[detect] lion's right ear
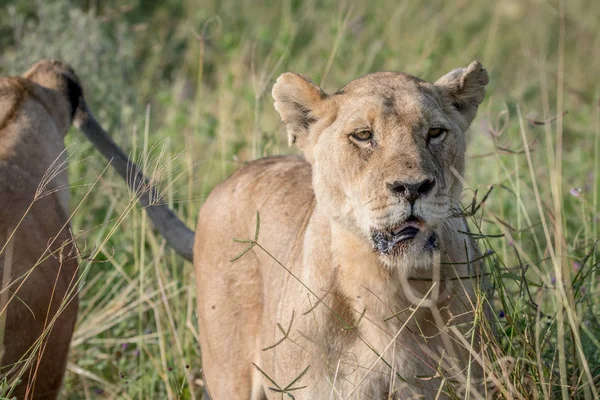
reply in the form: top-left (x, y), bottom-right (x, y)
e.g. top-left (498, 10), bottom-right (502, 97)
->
top-left (272, 73), bottom-right (326, 148)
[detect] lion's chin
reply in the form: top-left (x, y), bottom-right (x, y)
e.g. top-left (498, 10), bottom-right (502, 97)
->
top-left (372, 230), bottom-right (439, 270)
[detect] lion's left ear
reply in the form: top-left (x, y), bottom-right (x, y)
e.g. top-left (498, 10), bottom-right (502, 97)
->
top-left (272, 72), bottom-right (327, 148)
top-left (435, 61), bottom-right (489, 129)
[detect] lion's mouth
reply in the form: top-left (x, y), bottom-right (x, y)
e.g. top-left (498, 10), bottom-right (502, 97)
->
top-left (371, 216), bottom-right (437, 255)
top-left (389, 217), bottom-right (422, 242)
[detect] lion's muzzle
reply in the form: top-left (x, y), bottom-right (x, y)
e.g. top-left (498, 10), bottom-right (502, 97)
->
top-left (371, 216), bottom-right (438, 256)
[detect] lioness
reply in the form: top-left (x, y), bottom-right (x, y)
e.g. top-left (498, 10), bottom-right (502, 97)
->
top-left (0, 60), bottom-right (194, 399)
top-left (193, 62), bottom-right (490, 399)
top-left (76, 62), bottom-right (489, 398)
top-left (0, 60), bottom-right (81, 399)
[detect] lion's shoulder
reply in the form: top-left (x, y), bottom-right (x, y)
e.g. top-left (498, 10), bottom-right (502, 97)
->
top-left (201, 154), bottom-right (314, 222)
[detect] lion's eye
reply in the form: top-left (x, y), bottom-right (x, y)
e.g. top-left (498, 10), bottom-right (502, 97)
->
top-left (350, 129), bottom-right (373, 142)
top-left (428, 127), bottom-right (446, 139)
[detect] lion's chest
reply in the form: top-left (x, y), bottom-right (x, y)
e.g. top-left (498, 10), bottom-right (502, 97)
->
top-left (266, 279), bottom-right (451, 398)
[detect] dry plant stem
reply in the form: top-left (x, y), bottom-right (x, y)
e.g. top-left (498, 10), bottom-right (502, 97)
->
top-left (553, 3), bottom-right (568, 399)
top-left (250, 21), bottom-right (287, 159)
top-left (136, 104), bottom-right (151, 400)
top-left (535, 288), bottom-right (549, 400)
top-left (0, 228), bottom-right (15, 360)
top-left (491, 150), bottom-right (544, 256)
top-left (153, 247), bottom-right (197, 400)
top-left (152, 303), bottom-right (175, 400)
top-left (593, 98), bottom-right (600, 286)
top-left (320, 4), bottom-right (353, 88)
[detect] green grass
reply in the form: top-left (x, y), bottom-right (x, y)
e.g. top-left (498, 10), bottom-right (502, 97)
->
top-left (1, 0), bottom-right (599, 398)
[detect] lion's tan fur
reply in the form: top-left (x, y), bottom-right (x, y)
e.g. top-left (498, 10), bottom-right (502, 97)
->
top-left (0, 61), bottom-right (80, 399)
top-left (195, 62), bottom-right (489, 399)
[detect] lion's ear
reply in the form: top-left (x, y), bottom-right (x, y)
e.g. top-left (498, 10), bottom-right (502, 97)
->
top-left (23, 60), bottom-right (83, 127)
top-left (272, 73), bottom-right (326, 148)
top-left (435, 61), bottom-right (489, 129)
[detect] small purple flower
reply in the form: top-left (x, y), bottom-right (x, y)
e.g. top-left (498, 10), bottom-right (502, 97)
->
top-left (94, 388), bottom-right (105, 395)
top-left (133, 349), bottom-right (141, 357)
top-left (570, 187), bottom-right (582, 198)
top-left (572, 261), bottom-right (581, 272)
top-left (121, 343), bottom-right (129, 351)
top-left (499, 310), bottom-right (506, 318)
top-left (551, 276), bottom-right (556, 285)
top-left (485, 249), bottom-right (494, 256)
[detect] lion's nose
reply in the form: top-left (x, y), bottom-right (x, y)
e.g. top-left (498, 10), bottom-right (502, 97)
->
top-left (387, 178), bottom-right (435, 204)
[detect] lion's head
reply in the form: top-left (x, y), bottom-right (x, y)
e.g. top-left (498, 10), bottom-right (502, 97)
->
top-left (21, 59), bottom-right (83, 133)
top-left (273, 62), bottom-right (488, 270)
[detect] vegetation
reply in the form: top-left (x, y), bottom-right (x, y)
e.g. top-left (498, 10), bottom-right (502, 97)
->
top-left (1, 0), bottom-right (599, 398)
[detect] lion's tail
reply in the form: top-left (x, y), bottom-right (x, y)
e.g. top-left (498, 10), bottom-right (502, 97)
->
top-left (73, 101), bottom-right (195, 262)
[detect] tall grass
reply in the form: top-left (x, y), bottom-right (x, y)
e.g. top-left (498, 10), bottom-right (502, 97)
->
top-left (1, 0), bottom-right (599, 398)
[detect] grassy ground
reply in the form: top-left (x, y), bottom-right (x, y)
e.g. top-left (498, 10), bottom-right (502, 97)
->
top-left (1, 0), bottom-right (599, 398)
